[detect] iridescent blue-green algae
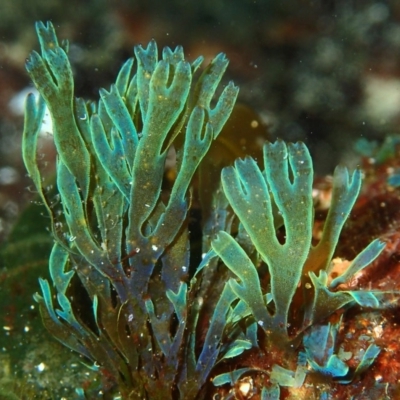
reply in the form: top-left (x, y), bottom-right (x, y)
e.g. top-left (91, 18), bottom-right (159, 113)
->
top-left (212, 141), bottom-right (398, 397)
top-left (23, 21), bottom-right (243, 399)
top-left (23, 21), bottom-right (400, 400)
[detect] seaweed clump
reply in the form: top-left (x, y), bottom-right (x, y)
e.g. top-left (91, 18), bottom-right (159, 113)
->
top-left (22, 22), bottom-right (399, 399)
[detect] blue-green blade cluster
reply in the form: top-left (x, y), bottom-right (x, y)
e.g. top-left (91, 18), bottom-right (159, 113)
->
top-left (23, 20), bottom-right (400, 399)
top-left (210, 139), bottom-right (399, 395)
top-left (26, 22), bottom-right (91, 201)
top-left (213, 139), bottom-right (393, 343)
top-left (24, 21), bottom-right (240, 399)
top-left (215, 141), bottom-right (314, 333)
